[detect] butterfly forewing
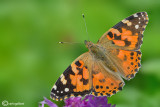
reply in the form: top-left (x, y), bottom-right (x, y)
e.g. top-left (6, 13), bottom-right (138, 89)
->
top-left (51, 52), bottom-right (93, 101)
top-left (98, 12), bottom-right (148, 51)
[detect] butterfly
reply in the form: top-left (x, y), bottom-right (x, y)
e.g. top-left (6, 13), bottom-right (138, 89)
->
top-left (50, 12), bottom-right (149, 101)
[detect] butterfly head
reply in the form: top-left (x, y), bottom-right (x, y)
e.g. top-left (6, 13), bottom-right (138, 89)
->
top-left (85, 40), bottom-right (99, 52)
top-left (84, 40), bottom-right (94, 49)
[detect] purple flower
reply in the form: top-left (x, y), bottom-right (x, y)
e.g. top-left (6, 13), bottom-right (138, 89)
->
top-left (39, 97), bottom-right (58, 107)
top-left (64, 95), bottom-right (115, 107)
top-left (64, 97), bottom-right (82, 107)
top-left (39, 95), bottom-right (115, 107)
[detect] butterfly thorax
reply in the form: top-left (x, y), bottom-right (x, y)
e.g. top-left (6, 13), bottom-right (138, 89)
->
top-left (85, 40), bottom-right (118, 72)
top-left (85, 40), bottom-right (106, 61)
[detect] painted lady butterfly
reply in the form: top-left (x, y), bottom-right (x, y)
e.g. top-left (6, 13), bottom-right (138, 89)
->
top-left (51, 12), bottom-right (149, 101)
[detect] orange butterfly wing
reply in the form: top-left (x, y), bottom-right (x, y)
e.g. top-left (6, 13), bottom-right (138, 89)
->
top-left (97, 12), bottom-right (148, 80)
top-left (51, 52), bottom-right (93, 101)
top-left (91, 60), bottom-right (125, 97)
top-left (98, 12), bottom-right (148, 51)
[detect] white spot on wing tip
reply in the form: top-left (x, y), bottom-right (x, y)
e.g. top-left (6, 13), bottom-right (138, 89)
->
top-left (135, 25), bottom-right (139, 29)
top-left (133, 14), bottom-right (138, 17)
top-left (65, 88), bottom-right (69, 92)
top-left (53, 85), bottom-right (57, 90)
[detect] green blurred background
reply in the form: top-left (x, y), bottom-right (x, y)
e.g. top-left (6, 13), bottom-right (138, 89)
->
top-left (0, 0), bottom-right (160, 107)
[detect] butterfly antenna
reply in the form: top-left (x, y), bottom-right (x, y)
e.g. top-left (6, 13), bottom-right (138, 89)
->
top-left (82, 14), bottom-right (89, 41)
top-left (58, 42), bottom-right (83, 44)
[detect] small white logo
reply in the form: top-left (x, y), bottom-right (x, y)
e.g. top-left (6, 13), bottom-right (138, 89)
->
top-left (2, 100), bottom-right (24, 106)
top-left (2, 100), bottom-right (8, 106)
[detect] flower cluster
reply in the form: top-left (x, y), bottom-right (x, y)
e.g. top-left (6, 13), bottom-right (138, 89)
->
top-left (39, 95), bottom-right (115, 107)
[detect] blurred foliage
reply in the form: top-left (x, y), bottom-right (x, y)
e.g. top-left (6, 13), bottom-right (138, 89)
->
top-left (0, 0), bottom-right (160, 107)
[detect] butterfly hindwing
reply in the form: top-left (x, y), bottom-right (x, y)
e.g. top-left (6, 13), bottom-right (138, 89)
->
top-left (91, 60), bottom-right (125, 97)
top-left (107, 49), bottom-right (142, 80)
top-left (50, 52), bottom-right (93, 101)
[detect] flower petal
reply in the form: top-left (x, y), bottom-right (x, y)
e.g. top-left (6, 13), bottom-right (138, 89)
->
top-left (39, 97), bottom-right (58, 107)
